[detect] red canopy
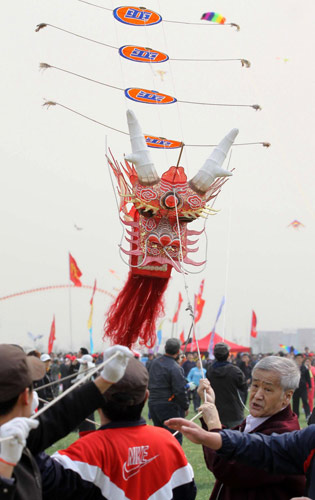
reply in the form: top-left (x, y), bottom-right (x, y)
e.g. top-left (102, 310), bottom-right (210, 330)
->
top-left (181, 332), bottom-right (250, 353)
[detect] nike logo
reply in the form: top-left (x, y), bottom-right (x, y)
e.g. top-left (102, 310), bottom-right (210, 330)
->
top-left (123, 454), bottom-right (159, 480)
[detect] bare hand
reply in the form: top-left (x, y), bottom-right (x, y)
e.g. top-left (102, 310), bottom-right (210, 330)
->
top-left (197, 378), bottom-right (215, 403)
top-left (199, 402), bottom-right (222, 430)
top-left (164, 418), bottom-right (223, 449)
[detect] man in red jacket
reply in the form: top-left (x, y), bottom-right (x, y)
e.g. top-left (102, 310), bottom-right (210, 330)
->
top-left (174, 355), bottom-right (306, 500)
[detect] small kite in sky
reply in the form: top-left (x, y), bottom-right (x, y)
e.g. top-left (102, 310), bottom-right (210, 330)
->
top-left (288, 220), bottom-right (304, 229)
top-left (155, 70), bottom-right (167, 82)
top-left (27, 332), bottom-right (44, 342)
top-left (74, 224), bottom-right (83, 230)
top-left (201, 12), bottom-right (226, 24)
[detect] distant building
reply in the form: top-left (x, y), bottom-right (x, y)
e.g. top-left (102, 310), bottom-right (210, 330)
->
top-left (250, 329), bottom-right (315, 354)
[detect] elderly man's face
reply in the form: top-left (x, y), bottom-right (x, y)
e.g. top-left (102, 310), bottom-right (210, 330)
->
top-left (249, 369), bottom-right (293, 418)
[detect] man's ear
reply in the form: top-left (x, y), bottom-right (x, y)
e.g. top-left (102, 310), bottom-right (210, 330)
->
top-left (19, 387), bottom-right (31, 406)
top-left (144, 389), bottom-right (149, 403)
top-left (284, 389), bottom-right (294, 403)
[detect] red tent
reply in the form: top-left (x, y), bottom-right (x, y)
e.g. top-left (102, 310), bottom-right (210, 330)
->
top-left (181, 332), bottom-right (250, 353)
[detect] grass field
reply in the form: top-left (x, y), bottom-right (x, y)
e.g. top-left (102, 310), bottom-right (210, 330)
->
top-left (46, 401), bottom-right (309, 500)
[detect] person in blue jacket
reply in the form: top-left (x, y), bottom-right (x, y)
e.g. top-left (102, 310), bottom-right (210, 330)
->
top-left (187, 361), bottom-right (206, 411)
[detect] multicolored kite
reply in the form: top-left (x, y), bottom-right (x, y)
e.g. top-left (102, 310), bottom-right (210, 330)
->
top-left (288, 220), bottom-right (304, 229)
top-left (201, 12), bottom-right (226, 24)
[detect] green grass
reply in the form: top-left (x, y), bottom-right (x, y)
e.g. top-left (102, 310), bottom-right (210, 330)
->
top-left (46, 400), bottom-right (309, 500)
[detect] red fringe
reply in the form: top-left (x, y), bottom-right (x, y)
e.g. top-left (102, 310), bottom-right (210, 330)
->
top-left (103, 273), bottom-right (170, 348)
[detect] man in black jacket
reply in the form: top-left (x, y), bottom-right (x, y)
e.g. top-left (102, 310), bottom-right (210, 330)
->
top-left (206, 343), bottom-right (247, 428)
top-left (0, 343), bottom-right (133, 500)
top-left (148, 338), bottom-right (189, 444)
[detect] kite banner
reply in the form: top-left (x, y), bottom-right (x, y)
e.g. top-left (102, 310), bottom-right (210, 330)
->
top-left (250, 310), bottom-right (258, 338)
top-left (125, 88), bottom-right (177, 105)
top-left (145, 135), bottom-right (182, 149)
top-left (201, 12), bottom-right (226, 24)
top-left (69, 253), bottom-right (82, 286)
top-left (194, 279), bottom-right (206, 323)
top-left (172, 292), bottom-right (183, 323)
top-left (119, 46), bottom-right (169, 63)
top-left (48, 315), bottom-right (56, 354)
top-left (113, 7), bottom-right (162, 26)
top-left (87, 279), bottom-right (97, 354)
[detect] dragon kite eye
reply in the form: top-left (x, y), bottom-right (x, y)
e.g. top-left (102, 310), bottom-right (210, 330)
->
top-left (161, 191), bottom-right (182, 210)
top-left (164, 194), bottom-right (178, 208)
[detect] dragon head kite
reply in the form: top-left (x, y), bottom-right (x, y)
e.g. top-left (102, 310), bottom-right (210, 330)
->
top-left (104, 110), bottom-right (238, 347)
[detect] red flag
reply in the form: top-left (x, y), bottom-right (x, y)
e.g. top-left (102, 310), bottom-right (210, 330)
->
top-left (69, 253), bottom-right (82, 286)
top-left (90, 279), bottom-right (97, 305)
top-left (179, 330), bottom-right (185, 343)
top-left (194, 279), bottom-right (206, 323)
top-left (48, 315), bottom-right (56, 353)
top-left (250, 310), bottom-right (257, 338)
top-left (172, 292), bottom-right (183, 323)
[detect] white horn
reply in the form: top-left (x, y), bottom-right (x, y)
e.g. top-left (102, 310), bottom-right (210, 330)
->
top-left (189, 128), bottom-right (239, 193)
top-left (125, 109), bottom-right (160, 185)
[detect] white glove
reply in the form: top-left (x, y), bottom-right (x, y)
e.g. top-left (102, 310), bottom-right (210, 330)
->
top-left (0, 417), bottom-right (39, 465)
top-left (101, 345), bottom-right (133, 383)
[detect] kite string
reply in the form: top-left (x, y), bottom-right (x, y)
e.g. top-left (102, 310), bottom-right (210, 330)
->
top-left (221, 151), bottom-right (233, 342)
top-left (171, 185), bottom-right (206, 398)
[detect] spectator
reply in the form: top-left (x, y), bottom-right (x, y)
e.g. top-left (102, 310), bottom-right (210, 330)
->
top-left (187, 360), bottom-right (206, 412)
top-left (0, 344), bottom-right (133, 499)
top-left (293, 353), bottom-right (311, 419)
top-left (148, 338), bottom-right (189, 445)
top-left (237, 352), bottom-right (253, 403)
top-left (206, 343), bottom-right (247, 428)
top-left (33, 354), bottom-right (54, 409)
top-left (37, 358), bottom-right (197, 500)
top-left (195, 355), bottom-right (305, 500)
top-left (182, 353), bottom-right (196, 377)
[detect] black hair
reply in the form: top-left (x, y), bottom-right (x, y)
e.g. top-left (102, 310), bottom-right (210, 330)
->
top-left (100, 393), bottom-right (145, 421)
top-left (0, 384), bottom-right (33, 416)
top-left (79, 347), bottom-right (89, 355)
top-left (165, 338), bottom-right (181, 355)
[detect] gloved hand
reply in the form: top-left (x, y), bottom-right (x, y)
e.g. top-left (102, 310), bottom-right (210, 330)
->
top-left (101, 345), bottom-right (133, 383)
top-left (0, 417), bottom-right (39, 466)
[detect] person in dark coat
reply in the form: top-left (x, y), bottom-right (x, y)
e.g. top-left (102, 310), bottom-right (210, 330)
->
top-left (167, 355), bottom-right (305, 500)
top-left (292, 353), bottom-right (311, 419)
top-left (182, 353), bottom-right (196, 377)
top-left (206, 343), bottom-right (247, 428)
top-left (33, 354), bottom-right (54, 409)
top-left (0, 344), bottom-right (133, 500)
top-left (148, 338), bottom-right (189, 445)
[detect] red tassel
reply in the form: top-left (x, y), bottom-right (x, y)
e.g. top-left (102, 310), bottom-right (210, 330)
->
top-left (103, 272), bottom-right (170, 348)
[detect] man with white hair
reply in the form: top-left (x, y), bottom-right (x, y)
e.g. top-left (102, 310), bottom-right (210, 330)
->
top-left (170, 355), bottom-right (306, 500)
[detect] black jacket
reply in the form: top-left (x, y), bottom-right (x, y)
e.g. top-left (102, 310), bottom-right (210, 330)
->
top-left (0, 382), bottom-right (104, 500)
top-left (206, 361), bottom-right (247, 424)
top-left (148, 355), bottom-right (189, 410)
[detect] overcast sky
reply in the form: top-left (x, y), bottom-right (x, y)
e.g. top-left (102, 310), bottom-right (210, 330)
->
top-left (1, 0), bottom-right (315, 352)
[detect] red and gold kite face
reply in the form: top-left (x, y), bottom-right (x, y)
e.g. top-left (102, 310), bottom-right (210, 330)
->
top-left (108, 110), bottom-right (238, 279)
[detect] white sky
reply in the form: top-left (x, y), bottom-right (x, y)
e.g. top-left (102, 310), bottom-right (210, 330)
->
top-left (1, 0), bottom-right (315, 352)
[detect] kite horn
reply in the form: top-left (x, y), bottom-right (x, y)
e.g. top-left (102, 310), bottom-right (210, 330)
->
top-left (189, 128), bottom-right (239, 193)
top-left (125, 109), bottom-right (160, 186)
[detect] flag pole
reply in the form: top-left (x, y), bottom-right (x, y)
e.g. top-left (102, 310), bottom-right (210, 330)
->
top-left (68, 253), bottom-right (73, 351)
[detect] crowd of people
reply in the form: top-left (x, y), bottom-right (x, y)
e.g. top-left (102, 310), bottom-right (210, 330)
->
top-left (1, 341), bottom-right (315, 499)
